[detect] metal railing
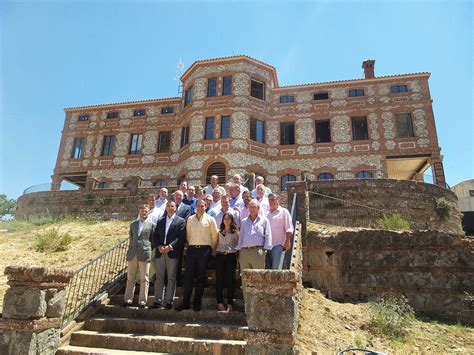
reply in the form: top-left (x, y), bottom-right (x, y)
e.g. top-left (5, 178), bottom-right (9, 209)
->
top-left (284, 192), bottom-right (298, 269)
top-left (62, 237), bottom-right (129, 328)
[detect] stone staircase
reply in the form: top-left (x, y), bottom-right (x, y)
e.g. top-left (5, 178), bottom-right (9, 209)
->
top-left (57, 262), bottom-right (248, 354)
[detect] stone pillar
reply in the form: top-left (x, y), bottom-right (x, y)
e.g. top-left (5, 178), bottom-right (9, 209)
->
top-left (0, 267), bottom-right (74, 355)
top-left (431, 161), bottom-right (447, 188)
top-left (241, 270), bottom-right (301, 354)
top-left (51, 176), bottom-right (62, 192)
top-left (84, 178), bottom-right (97, 193)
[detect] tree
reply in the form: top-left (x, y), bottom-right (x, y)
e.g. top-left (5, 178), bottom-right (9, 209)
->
top-left (0, 194), bottom-right (16, 217)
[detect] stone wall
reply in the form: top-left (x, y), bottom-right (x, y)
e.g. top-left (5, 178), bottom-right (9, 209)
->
top-left (288, 179), bottom-right (463, 234)
top-left (304, 228), bottom-right (474, 324)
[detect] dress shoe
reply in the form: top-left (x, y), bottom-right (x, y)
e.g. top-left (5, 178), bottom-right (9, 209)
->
top-left (193, 304), bottom-right (201, 312)
top-left (165, 303), bottom-right (173, 310)
top-left (150, 302), bottom-right (162, 309)
top-left (175, 303), bottom-right (190, 311)
top-left (138, 303), bottom-right (146, 309)
top-left (123, 301), bottom-right (132, 307)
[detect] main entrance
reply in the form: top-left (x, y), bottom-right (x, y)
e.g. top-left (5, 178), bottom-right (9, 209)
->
top-left (206, 162), bottom-right (226, 185)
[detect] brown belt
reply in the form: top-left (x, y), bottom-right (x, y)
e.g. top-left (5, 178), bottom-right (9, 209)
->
top-left (241, 246), bottom-right (263, 250)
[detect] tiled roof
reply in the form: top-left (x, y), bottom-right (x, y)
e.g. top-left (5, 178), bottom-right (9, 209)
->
top-left (64, 97), bottom-right (181, 111)
top-left (180, 55), bottom-right (279, 86)
top-left (275, 72), bottom-right (431, 89)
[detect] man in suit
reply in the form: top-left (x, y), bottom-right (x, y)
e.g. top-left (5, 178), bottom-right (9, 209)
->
top-left (151, 200), bottom-right (186, 309)
top-left (173, 189), bottom-right (192, 286)
top-left (124, 204), bottom-right (156, 308)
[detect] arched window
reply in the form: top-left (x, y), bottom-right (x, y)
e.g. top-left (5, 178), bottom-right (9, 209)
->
top-left (318, 172), bottom-right (334, 181)
top-left (356, 171), bottom-right (373, 179)
top-left (206, 162), bottom-right (226, 185)
top-left (281, 175), bottom-right (297, 191)
top-left (123, 180), bottom-right (133, 189)
top-left (153, 179), bottom-right (164, 187)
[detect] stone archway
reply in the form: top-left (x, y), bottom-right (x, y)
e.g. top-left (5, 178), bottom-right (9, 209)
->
top-left (206, 162), bottom-right (226, 185)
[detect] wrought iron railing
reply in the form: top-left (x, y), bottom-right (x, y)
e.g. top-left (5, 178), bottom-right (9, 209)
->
top-left (62, 237), bottom-right (129, 328)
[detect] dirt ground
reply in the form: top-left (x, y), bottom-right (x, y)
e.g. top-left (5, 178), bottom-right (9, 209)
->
top-left (297, 288), bottom-right (474, 354)
top-left (0, 219), bottom-right (129, 312)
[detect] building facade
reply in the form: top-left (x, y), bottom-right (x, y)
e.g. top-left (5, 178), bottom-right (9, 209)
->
top-left (52, 55), bottom-right (445, 193)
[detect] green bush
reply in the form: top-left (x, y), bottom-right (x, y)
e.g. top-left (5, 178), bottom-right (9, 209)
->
top-left (97, 197), bottom-right (112, 206)
top-left (378, 214), bottom-right (411, 231)
top-left (34, 228), bottom-right (72, 253)
top-left (30, 215), bottom-right (56, 226)
top-left (435, 197), bottom-right (452, 221)
top-left (369, 296), bottom-right (415, 339)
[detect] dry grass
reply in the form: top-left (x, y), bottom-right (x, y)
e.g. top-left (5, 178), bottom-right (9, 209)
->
top-left (297, 288), bottom-right (474, 353)
top-left (0, 219), bottom-right (129, 313)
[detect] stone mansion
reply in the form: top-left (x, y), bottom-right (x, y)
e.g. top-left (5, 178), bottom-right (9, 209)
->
top-left (51, 55), bottom-right (446, 193)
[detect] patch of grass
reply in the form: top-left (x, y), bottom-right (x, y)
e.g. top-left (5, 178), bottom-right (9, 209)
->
top-left (34, 228), bottom-right (72, 253)
top-left (377, 214), bottom-right (411, 231)
top-left (435, 197), bottom-right (452, 221)
top-left (0, 220), bottom-right (32, 232)
top-left (29, 215), bottom-right (56, 226)
top-left (369, 296), bottom-right (415, 340)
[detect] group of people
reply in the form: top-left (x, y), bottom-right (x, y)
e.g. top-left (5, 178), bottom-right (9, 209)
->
top-left (123, 174), bottom-right (294, 313)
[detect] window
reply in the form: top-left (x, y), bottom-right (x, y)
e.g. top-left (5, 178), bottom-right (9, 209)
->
top-left (318, 172), bottom-right (334, 180)
top-left (250, 80), bottom-right (265, 100)
top-left (469, 190), bottom-right (474, 197)
top-left (70, 138), bottom-right (84, 159)
top-left (153, 180), bottom-right (164, 187)
top-left (356, 171), bottom-right (373, 179)
top-left (222, 76), bottom-right (232, 95)
top-left (129, 134), bottom-right (143, 154)
top-left (101, 136), bottom-right (115, 156)
top-left (204, 117), bottom-right (215, 140)
top-left (352, 116), bottom-right (369, 140)
top-left (157, 131), bottom-right (171, 153)
top-left (161, 107), bottom-right (174, 114)
top-left (281, 175), bottom-right (297, 192)
top-left (78, 115), bottom-right (89, 121)
top-left (314, 92), bottom-right (329, 100)
top-left (349, 89), bottom-right (365, 97)
top-left (107, 112), bottom-right (119, 119)
top-left (180, 126), bottom-right (189, 147)
top-left (207, 78), bottom-right (217, 97)
top-left (220, 115), bottom-right (230, 139)
top-left (280, 122), bottom-right (295, 145)
top-left (133, 109), bottom-right (145, 117)
top-left (124, 181), bottom-right (133, 189)
top-left (184, 88), bottom-right (193, 107)
top-left (250, 118), bottom-right (265, 143)
top-left (391, 85), bottom-right (408, 93)
top-left (280, 95), bottom-right (295, 103)
top-left (315, 120), bottom-right (331, 143)
top-left (97, 182), bottom-right (108, 189)
top-left (395, 113), bottom-right (414, 138)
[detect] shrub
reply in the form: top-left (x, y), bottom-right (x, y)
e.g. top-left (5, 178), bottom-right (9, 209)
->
top-left (435, 197), bottom-right (452, 221)
top-left (378, 214), bottom-right (411, 231)
top-left (368, 296), bottom-right (415, 339)
top-left (34, 228), bottom-right (72, 253)
top-left (30, 215), bottom-right (56, 226)
top-left (97, 197), bottom-right (112, 206)
top-left (84, 194), bottom-right (95, 206)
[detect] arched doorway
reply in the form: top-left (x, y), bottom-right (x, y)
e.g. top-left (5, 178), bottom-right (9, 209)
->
top-left (206, 162), bottom-right (226, 185)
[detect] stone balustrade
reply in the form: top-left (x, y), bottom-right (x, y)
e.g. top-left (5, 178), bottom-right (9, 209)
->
top-left (0, 267), bottom-right (74, 354)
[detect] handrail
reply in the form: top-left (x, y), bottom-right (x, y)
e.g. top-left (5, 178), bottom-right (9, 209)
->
top-left (284, 192), bottom-right (298, 269)
top-left (62, 237), bottom-right (129, 328)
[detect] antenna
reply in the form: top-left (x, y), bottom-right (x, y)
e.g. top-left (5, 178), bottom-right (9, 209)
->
top-left (175, 58), bottom-right (185, 95)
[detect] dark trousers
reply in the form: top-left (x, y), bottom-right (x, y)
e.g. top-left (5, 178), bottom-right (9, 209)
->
top-left (215, 253), bottom-right (237, 305)
top-left (182, 246), bottom-right (211, 307)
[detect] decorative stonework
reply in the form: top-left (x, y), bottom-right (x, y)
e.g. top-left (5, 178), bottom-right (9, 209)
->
top-left (368, 113), bottom-right (380, 140)
top-left (382, 112), bottom-right (395, 139)
top-left (265, 121), bottom-right (279, 146)
top-left (232, 112), bottom-right (249, 139)
top-left (332, 116), bottom-right (351, 142)
top-left (296, 118), bottom-right (314, 145)
top-left (412, 109), bottom-right (429, 138)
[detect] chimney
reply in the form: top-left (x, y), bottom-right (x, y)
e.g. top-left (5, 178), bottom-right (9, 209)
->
top-left (362, 59), bottom-right (375, 79)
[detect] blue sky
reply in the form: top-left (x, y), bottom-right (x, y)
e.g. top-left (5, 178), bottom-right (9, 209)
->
top-left (1, 0), bottom-right (472, 199)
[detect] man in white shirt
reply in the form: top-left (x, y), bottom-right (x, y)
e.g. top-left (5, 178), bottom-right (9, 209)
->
top-left (210, 188), bottom-right (223, 211)
top-left (251, 176), bottom-right (272, 198)
top-left (208, 195), bottom-right (240, 228)
top-left (136, 194), bottom-right (163, 223)
top-left (229, 184), bottom-right (245, 210)
top-left (233, 174), bottom-right (249, 194)
top-left (204, 175), bottom-right (226, 196)
top-left (155, 187), bottom-right (168, 211)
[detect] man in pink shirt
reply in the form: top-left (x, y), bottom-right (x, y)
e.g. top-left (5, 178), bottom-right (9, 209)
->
top-left (265, 193), bottom-right (294, 269)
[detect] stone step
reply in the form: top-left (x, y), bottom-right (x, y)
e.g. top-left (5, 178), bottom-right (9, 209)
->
top-left (109, 294), bottom-right (244, 311)
top-left (97, 304), bottom-right (247, 326)
top-left (57, 345), bottom-right (164, 354)
top-left (83, 317), bottom-right (250, 341)
top-left (69, 331), bottom-right (246, 354)
top-left (127, 285), bottom-right (244, 298)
